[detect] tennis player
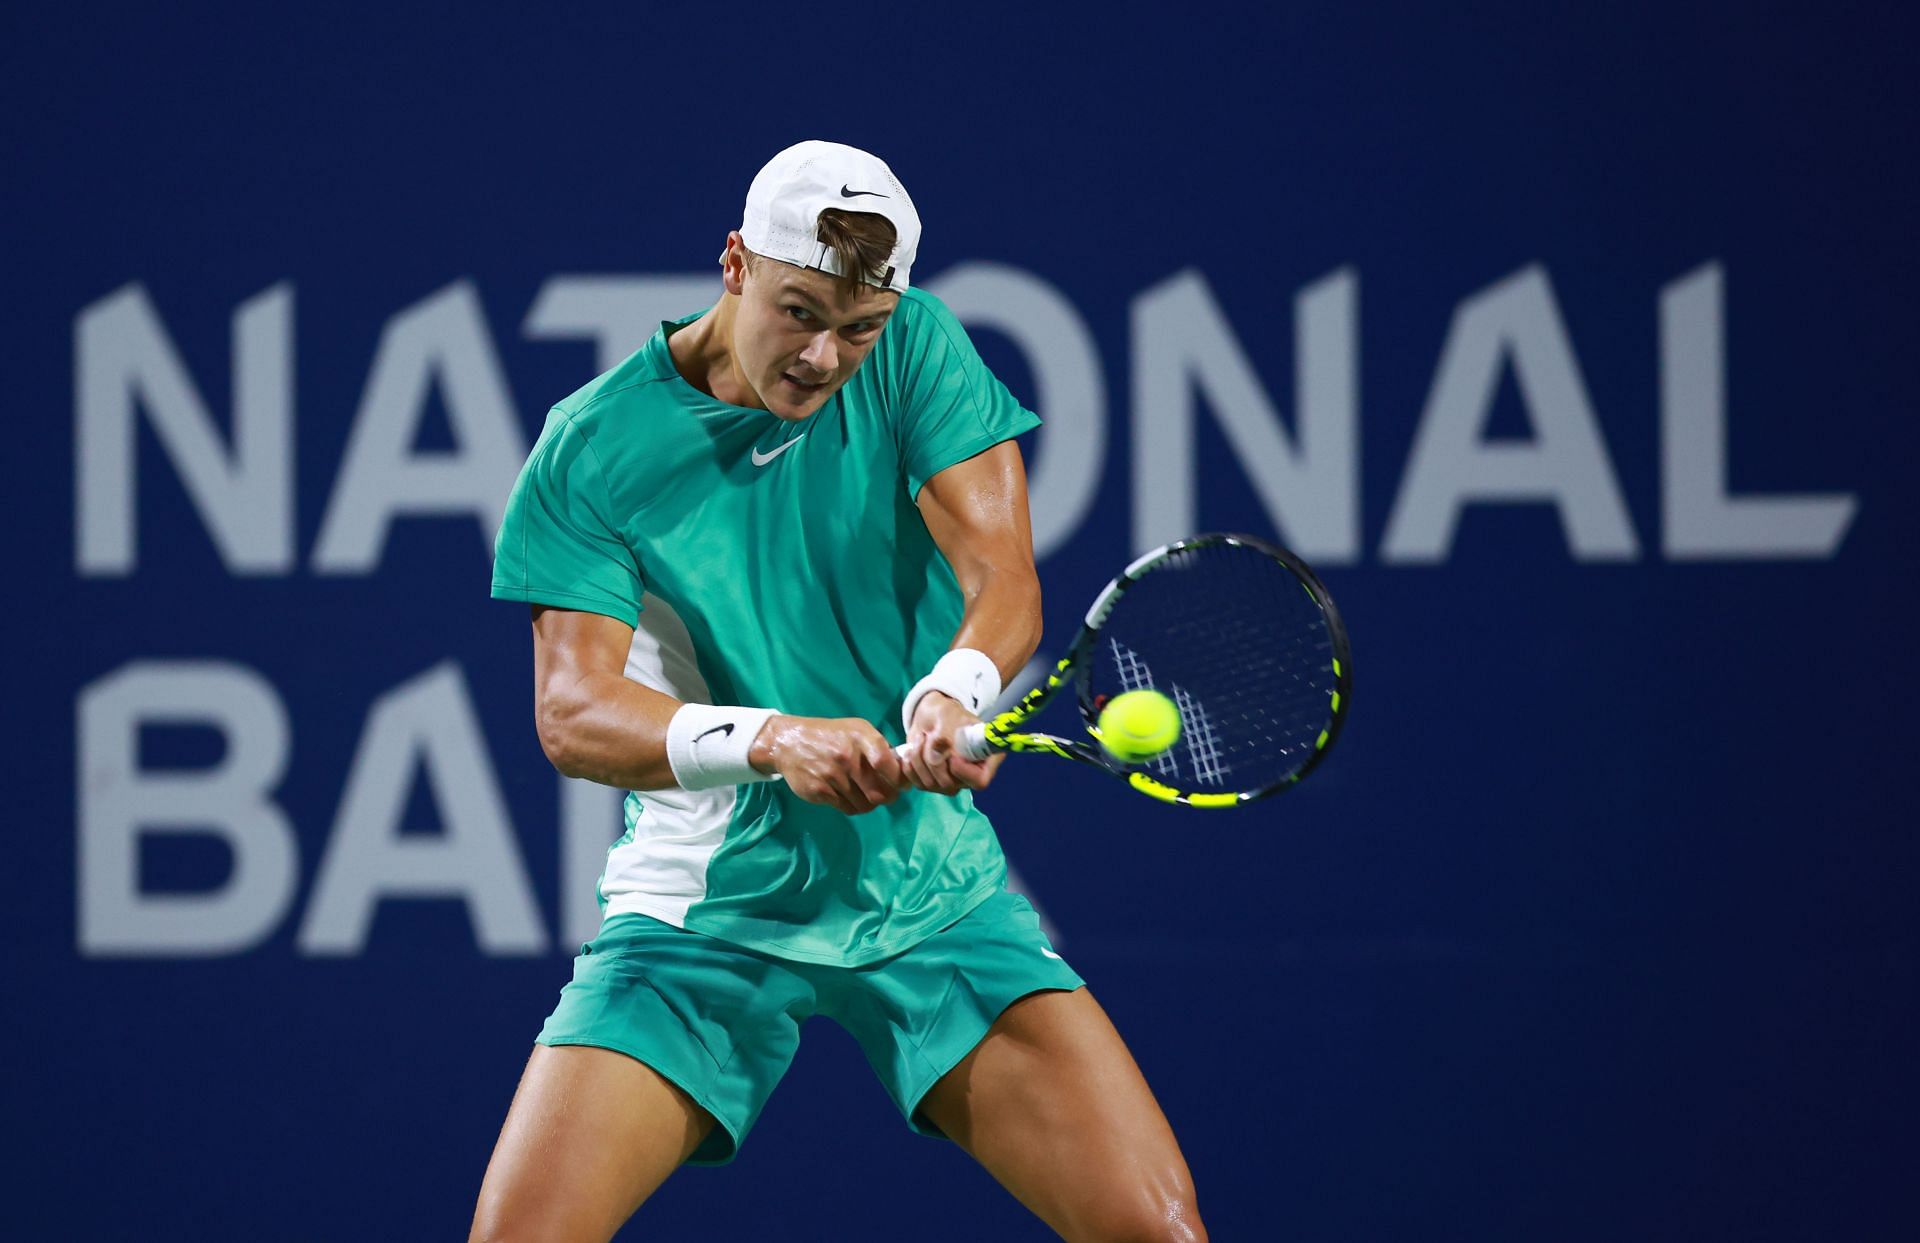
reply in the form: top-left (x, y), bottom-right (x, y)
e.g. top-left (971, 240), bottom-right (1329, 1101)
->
top-left (473, 141), bottom-right (1205, 1243)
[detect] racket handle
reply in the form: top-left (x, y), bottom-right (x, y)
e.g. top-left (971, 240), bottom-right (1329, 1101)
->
top-left (958, 723), bottom-right (991, 761)
top-left (890, 724), bottom-right (995, 764)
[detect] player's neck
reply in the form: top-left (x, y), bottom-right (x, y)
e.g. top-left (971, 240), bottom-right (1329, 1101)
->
top-left (667, 296), bottom-right (766, 411)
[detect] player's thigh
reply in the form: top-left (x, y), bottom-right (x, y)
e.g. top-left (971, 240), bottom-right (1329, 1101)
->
top-left (917, 988), bottom-right (1206, 1243)
top-left (470, 1044), bottom-right (714, 1243)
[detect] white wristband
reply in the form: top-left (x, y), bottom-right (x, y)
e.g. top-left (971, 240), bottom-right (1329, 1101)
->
top-left (666, 704), bottom-right (780, 791)
top-left (901, 648), bottom-right (1002, 733)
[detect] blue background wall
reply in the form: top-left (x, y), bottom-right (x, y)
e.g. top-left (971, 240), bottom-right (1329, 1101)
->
top-left (7, 4), bottom-right (1914, 1238)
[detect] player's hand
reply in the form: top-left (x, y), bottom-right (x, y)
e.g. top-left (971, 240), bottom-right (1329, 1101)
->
top-left (750, 715), bottom-right (906, 815)
top-left (901, 692), bottom-right (1005, 796)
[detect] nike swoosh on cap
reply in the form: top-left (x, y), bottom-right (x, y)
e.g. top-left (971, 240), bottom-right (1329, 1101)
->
top-left (752, 435), bottom-right (806, 466)
top-left (840, 185), bottom-right (889, 199)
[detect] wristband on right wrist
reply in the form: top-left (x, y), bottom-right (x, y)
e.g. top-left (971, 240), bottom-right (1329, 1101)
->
top-left (665, 703), bottom-right (780, 791)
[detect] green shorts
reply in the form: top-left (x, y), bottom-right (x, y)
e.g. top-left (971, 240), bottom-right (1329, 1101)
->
top-left (536, 887), bottom-right (1084, 1164)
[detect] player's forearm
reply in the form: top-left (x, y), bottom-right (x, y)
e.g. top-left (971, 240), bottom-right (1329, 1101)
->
top-left (536, 669), bottom-right (682, 789)
top-left (948, 564), bottom-right (1043, 685)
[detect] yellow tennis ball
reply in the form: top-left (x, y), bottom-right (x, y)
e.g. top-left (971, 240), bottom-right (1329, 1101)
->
top-left (1097, 690), bottom-right (1182, 762)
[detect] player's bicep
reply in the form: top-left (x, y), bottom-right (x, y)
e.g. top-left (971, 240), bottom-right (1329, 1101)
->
top-left (532, 605), bottom-right (635, 678)
top-left (530, 606), bottom-right (637, 738)
top-left (917, 441), bottom-right (1038, 597)
top-left (526, 606), bottom-right (685, 783)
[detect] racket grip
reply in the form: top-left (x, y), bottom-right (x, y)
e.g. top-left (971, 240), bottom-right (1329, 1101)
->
top-left (891, 724), bottom-right (995, 764)
top-left (957, 723), bottom-right (991, 761)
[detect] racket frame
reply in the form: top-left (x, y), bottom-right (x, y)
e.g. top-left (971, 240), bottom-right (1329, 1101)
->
top-left (970, 532), bottom-right (1351, 808)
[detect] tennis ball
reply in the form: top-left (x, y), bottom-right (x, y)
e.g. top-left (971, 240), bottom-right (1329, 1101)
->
top-left (1097, 690), bottom-right (1182, 762)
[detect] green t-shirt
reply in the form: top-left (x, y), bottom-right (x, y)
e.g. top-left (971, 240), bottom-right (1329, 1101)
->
top-left (492, 287), bottom-right (1040, 966)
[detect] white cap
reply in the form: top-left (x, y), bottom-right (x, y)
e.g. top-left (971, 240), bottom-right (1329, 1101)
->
top-left (739, 140), bottom-right (921, 292)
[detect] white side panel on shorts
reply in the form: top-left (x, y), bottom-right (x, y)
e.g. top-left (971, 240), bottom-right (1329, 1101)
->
top-left (597, 591), bottom-right (736, 928)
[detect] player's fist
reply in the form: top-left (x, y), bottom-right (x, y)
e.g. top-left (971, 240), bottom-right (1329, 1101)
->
top-left (751, 715), bottom-right (906, 815)
top-left (901, 692), bottom-right (1004, 796)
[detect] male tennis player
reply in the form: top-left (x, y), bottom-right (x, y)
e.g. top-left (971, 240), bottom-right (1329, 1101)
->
top-left (473, 141), bottom-right (1206, 1243)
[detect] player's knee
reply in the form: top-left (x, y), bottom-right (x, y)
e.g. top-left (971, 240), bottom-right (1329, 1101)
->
top-left (468, 1202), bottom-right (577, 1243)
top-left (1075, 1191), bottom-right (1207, 1243)
top-left (469, 1222), bottom-right (578, 1243)
top-left (467, 1210), bottom-right (520, 1243)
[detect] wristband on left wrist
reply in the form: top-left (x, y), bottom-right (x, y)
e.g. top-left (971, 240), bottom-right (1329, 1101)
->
top-left (901, 648), bottom-right (1002, 734)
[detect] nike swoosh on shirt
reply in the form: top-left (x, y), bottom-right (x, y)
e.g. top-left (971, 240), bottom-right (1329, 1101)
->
top-left (751, 435), bottom-right (806, 466)
top-left (1041, 948), bottom-right (1064, 960)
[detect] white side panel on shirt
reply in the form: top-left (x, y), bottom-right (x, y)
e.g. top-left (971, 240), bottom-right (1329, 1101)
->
top-left (599, 591), bottom-right (736, 927)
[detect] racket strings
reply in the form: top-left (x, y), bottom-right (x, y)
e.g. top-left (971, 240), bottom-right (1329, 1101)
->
top-left (1087, 541), bottom-right (1339, 794)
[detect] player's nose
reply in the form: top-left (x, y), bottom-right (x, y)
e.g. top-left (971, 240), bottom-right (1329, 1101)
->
top-left (798, 331), bottom-right (837, 376)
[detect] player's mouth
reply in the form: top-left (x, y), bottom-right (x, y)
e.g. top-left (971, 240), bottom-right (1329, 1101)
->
top-left (781, 371), bottom-right (830, 394)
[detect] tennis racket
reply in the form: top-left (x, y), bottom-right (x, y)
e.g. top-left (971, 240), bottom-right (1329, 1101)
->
top-left (937, 532), bottom-right (1350, 808)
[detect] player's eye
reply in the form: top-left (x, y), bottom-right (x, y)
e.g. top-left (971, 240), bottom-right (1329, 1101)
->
top-left (785, 306), bottom-right (813, 323)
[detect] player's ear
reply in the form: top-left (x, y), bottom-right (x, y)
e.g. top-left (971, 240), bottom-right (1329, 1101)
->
top-left (720, 232), bottom-right (750, 297)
